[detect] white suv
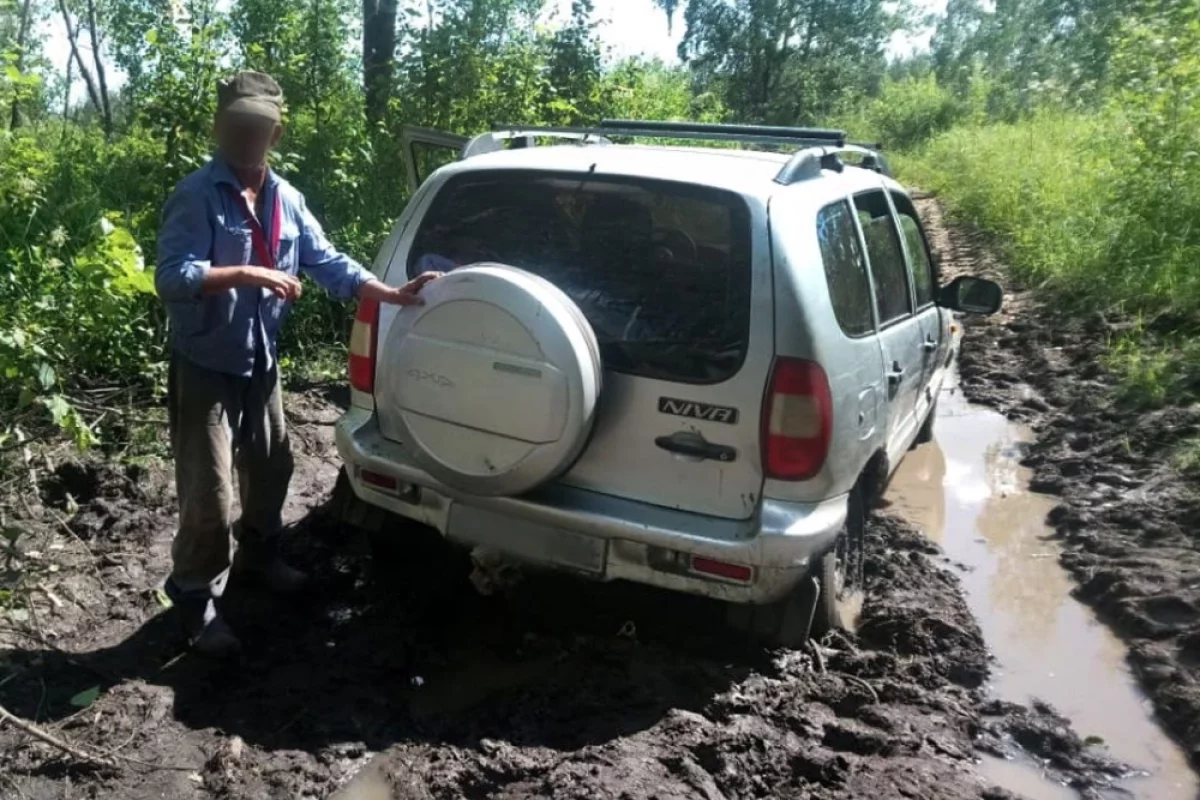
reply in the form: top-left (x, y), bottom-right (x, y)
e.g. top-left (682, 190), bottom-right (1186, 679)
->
top-left (333, 121), bottom-right (1001, 646)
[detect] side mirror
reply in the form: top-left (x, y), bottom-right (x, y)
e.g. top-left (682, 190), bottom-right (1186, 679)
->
top-left (938, 275), bottom-right (1003, 315)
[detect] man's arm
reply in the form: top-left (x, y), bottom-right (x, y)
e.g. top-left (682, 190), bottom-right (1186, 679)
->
top-left (156, 185), bottom-right (214, 302)
top-left (297, 195), bottom-right (439, 304)
top-left (156, 184), bottom-right (300, 301)
top-left (296, 196), bottom-right (375, 300)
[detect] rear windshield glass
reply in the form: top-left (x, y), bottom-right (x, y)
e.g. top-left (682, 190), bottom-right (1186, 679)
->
top-left (408, 170), bottom-right (753, 384)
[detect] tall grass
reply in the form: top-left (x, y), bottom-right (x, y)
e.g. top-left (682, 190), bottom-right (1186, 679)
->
top-left (900, 112), bottom-right (1122, 304)
top-left (901, 107), bottom-right (1200, 408)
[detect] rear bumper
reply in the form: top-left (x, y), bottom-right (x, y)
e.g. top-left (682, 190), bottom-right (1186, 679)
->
top-left (335, 408), bottom-right (846, 604)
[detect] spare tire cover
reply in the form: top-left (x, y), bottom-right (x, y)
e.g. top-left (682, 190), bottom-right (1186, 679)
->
top-left (379, 263), bottom-right (602, 496)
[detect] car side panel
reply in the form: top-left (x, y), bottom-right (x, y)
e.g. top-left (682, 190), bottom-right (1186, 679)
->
top-left (764, 184), bottom-right (889, 505)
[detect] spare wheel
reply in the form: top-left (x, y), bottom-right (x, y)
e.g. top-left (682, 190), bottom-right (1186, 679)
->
top-left (377, 263), bottom-right (602, 496)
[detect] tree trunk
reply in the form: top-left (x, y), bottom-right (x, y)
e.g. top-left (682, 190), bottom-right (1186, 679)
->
top-left (9, 0), bottom-right (34, 128)
top-left (362, 0), bottom-right (397, 124)
top-left (56, 0), bottom-right (107, 133)
top-left (63, 49), bottom-right (73, 120)
top-left (84, 0), bottom-right (114, 133)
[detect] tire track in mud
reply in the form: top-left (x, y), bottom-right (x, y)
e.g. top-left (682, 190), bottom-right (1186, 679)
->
top-left (919, 193), bottom-right (1200, 780)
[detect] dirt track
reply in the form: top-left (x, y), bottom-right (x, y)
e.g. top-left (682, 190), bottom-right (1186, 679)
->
top-left (0, 202), bottom-right (1179, 799)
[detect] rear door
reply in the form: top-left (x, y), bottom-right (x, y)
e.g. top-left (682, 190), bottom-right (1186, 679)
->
top-left (853, 189), bottom-right (923, 462)
top-left (889, 190), bottom-right (945, 402)
top-left (395, 168), bottom-right (772, 520)
top-left (400, 127), bottom-right (468, 192)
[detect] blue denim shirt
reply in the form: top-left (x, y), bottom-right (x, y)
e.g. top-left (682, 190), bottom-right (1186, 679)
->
top-left (156, 156), bottom-right (373, 377)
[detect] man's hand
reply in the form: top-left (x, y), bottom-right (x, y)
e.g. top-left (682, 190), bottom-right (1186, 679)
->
top-left (202, 265), bottom-right (302, 301)
top-left (247, 267), bottom-right (303, 301)
top-left (358, 272), bottom-right (444, 306)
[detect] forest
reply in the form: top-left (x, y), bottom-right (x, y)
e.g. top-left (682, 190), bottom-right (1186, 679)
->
top-left (1, 0), bottom-right (1198, 455)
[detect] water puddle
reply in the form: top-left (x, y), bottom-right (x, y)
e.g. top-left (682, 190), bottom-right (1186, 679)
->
top-left (888, 371), bottom-right (1197, 799)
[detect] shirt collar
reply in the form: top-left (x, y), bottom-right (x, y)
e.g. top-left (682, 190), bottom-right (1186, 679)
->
top-left (210, 153), bottom-right (279, 191)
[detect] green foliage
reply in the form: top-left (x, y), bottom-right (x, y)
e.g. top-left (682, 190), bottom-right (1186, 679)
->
top-left (832, 73), bottom-right (964, 150)
top-left (1, 0), bottom-right (1196, 452)
top-left (0, 126), bottom-right (163, 447)
top-left (906, 0), bottom-right (1200, 408)
top-left (657, 0), bottom-right (901, 126)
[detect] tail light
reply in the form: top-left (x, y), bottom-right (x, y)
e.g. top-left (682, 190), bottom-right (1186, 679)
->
top-left (762, 358), bottom-right (832, 481)
top-left (348, 298), bottom-right (380, 394)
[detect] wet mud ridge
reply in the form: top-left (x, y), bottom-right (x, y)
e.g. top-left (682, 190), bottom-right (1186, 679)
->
top-left (919, 194), bottom-right (1200, 777)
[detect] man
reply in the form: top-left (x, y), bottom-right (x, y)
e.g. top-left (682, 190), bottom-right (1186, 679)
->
top-left (155, 71), bottom-right (438, 657)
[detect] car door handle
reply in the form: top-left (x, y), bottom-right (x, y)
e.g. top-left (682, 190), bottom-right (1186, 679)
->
top-left (887, 362), bottom-right (905, 384)
top-left (922, 335), bottom-right (938, 352)
top-left (655, 432), bottom-right (737, 463)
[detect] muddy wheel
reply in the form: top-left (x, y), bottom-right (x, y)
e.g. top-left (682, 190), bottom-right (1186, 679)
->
top-left (811, 487), bottom-right (866, 638)
top-left (727, 488), bottom-right (866, 648)
top-left (328, 469), bottom-right (392, 534)
top-left (914, 399), bottom-right (938, 446)
top-left (725, 576), bottom-right (818, 650)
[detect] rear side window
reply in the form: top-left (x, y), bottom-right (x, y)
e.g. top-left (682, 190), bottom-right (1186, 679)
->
top-left (890, 191), bottom-right (935, 308)
top-left (409, 171), bottom-right (752, 384)
top-left (854, 191), bottom-right (912, 325)
top-left (817, 201), bottom-right (874, 337)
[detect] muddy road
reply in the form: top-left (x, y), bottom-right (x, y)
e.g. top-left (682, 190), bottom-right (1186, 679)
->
top-left (1, 201), bottom-right (1196, 799)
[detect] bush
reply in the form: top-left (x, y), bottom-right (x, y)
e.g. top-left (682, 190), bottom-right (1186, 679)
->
top-left (0, 128), bottom-right (162, 448)
top-left (833, 74), bottom-right (965, 150)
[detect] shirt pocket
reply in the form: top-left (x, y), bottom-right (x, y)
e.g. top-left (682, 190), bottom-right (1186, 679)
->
top-left (277, 220), bottom-right (302, 276)
top-left (215, 214), bottom-right (254, 266)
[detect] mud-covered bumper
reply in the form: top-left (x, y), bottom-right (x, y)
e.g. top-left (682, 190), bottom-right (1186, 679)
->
top-left (335, 408), bottom-right (846, 605)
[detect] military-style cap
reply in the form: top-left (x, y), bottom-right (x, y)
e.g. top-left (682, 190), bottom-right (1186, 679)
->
top-left (217, 71), bottom-right (283, 122)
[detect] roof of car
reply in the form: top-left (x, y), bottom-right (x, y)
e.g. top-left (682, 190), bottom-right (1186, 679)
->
top-left (438, 143), bottom-right (889, 198)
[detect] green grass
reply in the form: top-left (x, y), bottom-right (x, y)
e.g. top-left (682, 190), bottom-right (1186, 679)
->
top-left (900, 108), bottom-right (1200, 409)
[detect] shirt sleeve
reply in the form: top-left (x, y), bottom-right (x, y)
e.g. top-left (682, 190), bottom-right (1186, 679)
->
top-left (297, 195), bottom-right (374, 301)
top-left (155, 182), bottom-right (212, 302)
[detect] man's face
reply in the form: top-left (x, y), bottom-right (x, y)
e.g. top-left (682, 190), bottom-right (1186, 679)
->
top-left (215, 112), bottom-right (283, 169)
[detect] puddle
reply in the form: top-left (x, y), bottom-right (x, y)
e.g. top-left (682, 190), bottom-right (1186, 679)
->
top-left (331, 765), bottom-right (392, 800)
top-left (888, 371), bottom-right (1198, 800)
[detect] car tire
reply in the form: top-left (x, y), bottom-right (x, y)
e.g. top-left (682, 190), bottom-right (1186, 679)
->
top-left (727, 486), bottom-right (866, 648)
top-left (328, 468), bottom-right (392, 536)
top-left (914, 398), bottom-right (937, 446)
top-left (725, 578), bottom-right (817, 650)
top-left (811, 485), bottom-right (866, 638)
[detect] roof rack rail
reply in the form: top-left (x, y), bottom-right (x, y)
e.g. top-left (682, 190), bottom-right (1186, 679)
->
top-left (774, 144), bottom-right (892, 185)
top-left (598, 119), bottom-right (846, 148)
top-left (480, 121), bottom-right (888, 182)
top-left (468, 126), bottom-right (611, 158)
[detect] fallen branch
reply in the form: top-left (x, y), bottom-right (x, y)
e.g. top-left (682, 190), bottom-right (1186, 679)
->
top-left (0, 702), bottom-right (117, 769)
top-left (0, 702), bottom-right (197, 772)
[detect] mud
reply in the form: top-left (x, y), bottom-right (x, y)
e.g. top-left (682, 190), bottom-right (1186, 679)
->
top-left (889, 366), bottom-right (1196, 798)
top-left (919, 194), bottom-right (1200, 777)
top-left (1, 380), bottom-right (1126, 799)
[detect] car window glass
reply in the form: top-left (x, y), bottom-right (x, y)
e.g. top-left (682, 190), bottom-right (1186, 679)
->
top-left (409, 171), bottom-right (752, 384)
top-left (817, 200), bottom-right (874, 336)
top-left (854, 191), bottom-right (912, 325)
top-left (890, 192), bottom-right (935, 308)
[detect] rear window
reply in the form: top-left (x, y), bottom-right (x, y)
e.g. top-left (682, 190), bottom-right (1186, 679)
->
top-left (408, 171), bottom-right (753, 383)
